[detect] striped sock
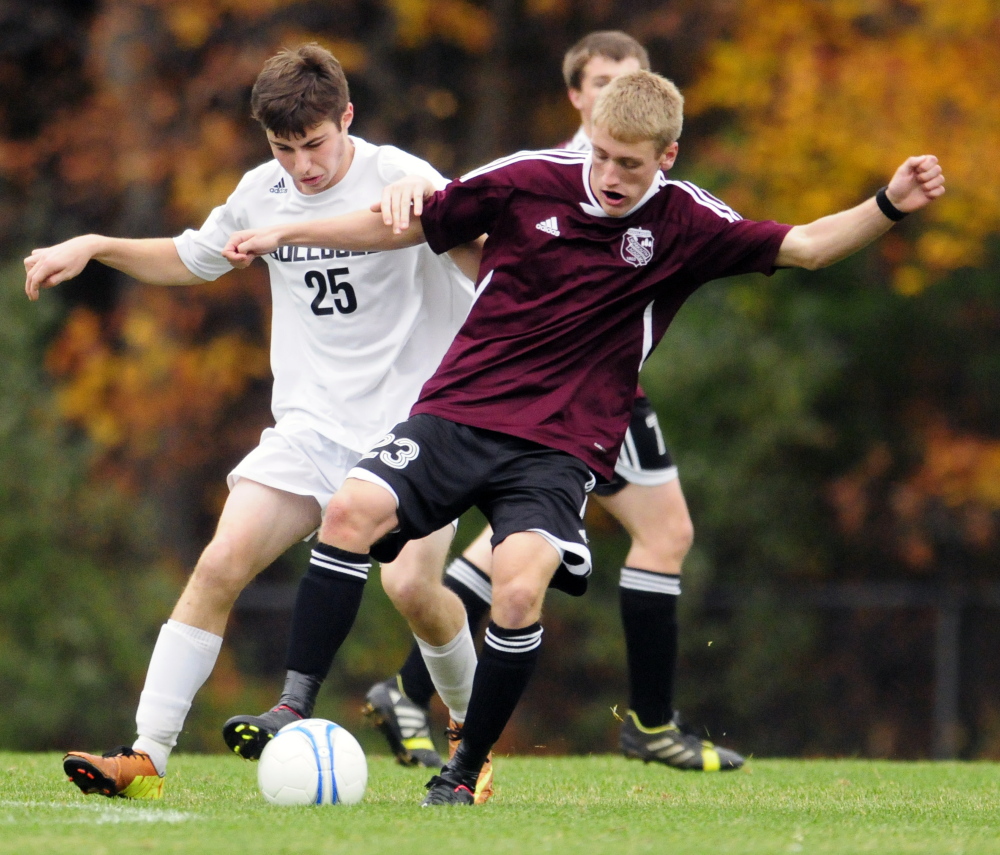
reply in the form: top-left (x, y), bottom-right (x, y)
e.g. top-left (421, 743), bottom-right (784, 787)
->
top-left (444, 556), bottom-right (493, 631)
top-left (452, 622), bottom-right (543, 774)
top-left (284, 543), bottom-right (370, 679)
top-left (620, 567), bottom-right (681, 728)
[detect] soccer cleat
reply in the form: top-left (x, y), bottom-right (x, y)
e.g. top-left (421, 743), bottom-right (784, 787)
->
top-left (222, 704), bottom-right (303, 760)
top-left (63, 746), bottom-right (164, 799)
top-left (620, 710), bottom-right (744, 771)
top-left (420, 774), bottom-right (475, 807)
top-left (445, 718), bottom-right (494, 804)
top-left (362, 678), bottom-right (442, 767)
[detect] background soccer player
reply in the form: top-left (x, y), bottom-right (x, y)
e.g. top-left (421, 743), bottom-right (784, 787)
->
top-left (222, 70), bottom-right (944, 804)
top-left (362, 30), bottom-right (743, 774)
top-left (23, 43), bottom-right (481, 800)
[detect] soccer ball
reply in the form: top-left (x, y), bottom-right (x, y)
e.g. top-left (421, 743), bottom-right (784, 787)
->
top-left (257, 718), bottom-right (367, 805)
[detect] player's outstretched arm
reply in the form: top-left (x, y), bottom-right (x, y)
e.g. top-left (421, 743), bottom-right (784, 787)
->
top-left (24, 235), bottom-right (204, 301)
top-left (223, 209), bottom-right (426, 269)
top-left (775, 155), bottom-right (945, 270)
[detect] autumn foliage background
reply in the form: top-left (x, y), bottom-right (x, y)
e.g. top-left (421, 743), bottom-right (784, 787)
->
top-left (2, 0), bottom-right (1000, 760)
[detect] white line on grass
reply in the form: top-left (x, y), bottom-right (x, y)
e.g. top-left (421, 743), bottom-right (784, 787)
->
top-left (0, 800), bottom-right (198, 824)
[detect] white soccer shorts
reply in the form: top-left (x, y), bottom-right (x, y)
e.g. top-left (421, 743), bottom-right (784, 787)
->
top-left (227, 419), bottom-right (362, 510)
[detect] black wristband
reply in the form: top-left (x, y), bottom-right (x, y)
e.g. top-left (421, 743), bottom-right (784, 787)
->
top-left (875, 186), bottom-right (908, 221)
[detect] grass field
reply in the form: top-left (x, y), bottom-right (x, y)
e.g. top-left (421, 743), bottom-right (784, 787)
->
top-left (2, 752), bottom-right (999, 854)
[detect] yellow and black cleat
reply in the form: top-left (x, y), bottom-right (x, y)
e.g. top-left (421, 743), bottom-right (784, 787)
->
top-left (221, 706), bottom-right (302, 760)
top-left (363, 678), bottom-right (442, 768)
top-left (619, 710), bottom-right (744, 771)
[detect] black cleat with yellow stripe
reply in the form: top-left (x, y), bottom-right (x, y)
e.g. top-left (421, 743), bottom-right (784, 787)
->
top-left (362, 678), bottom-right (442, 767)
top-left (620, 710), bottom-right (744, 771)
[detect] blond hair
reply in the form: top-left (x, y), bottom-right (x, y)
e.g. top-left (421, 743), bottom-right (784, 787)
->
top-left (591, 70), bottom-right (683, 152)
top-left (562, 31), bottom-right (650, 90)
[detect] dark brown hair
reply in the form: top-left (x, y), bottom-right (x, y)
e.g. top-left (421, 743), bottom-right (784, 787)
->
top-left (251, 44), bottom-right (350, 138)
top-left (562, 31), bottom-right (650, 91)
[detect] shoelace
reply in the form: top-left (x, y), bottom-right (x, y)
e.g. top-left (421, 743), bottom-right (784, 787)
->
top-left (425, 774), bottom-right (448, 790)
top-left (272, 704), bottom-right (304, 718)
top-left (101, 746), bottom-right (142, 758)
top-left (424, 775), bottom-right (473, 801)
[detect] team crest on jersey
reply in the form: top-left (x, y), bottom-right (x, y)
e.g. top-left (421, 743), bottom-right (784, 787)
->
top-left (621, 227), bottom-right (654, 267)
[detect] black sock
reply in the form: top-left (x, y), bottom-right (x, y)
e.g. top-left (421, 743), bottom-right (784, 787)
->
top-left (397, 556), bottom-right (493, 707)
top-left (619, 567), bottom-right (680, 729)
top-left (395, 646), bottom-right (435, 709)
top-left (282, 543), bottom-right (370, 705)
top-left (449, 621), bottom-right (542, 787)
top-left (276, 670), bottom-right (324, 717)
top-left (444, 556), bottom-right (493, 634)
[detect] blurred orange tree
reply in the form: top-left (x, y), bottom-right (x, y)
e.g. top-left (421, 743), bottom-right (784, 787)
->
top-left (677, 0), bottom-right (1000, 569)
top-left (687, 0), bottom-right (1000, 286)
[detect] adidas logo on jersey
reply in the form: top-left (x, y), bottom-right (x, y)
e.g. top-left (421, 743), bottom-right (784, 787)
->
top-left (270, 178), bottom-right (288, 194)
top-left (535, 216), bottom-right (560, 236)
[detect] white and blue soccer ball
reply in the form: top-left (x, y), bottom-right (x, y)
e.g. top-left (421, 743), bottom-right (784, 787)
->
top-left (257, 718), bottom-right (367, 806)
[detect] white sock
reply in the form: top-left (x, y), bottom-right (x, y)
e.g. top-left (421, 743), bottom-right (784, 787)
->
top-left (133, 619), bottom-right (222, 775)
top-left (415, 623), bottom-right (477, 724)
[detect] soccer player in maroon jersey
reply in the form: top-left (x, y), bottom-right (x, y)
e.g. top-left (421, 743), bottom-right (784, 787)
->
top-left (362, 30), bottom-right (742, 775)
top-left (223, 70), bottom-right (945, 805)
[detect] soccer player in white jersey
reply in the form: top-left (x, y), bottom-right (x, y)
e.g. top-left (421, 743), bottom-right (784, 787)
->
top-left (223, 71), bottom-right (943, 805)
top-left (23, 43), bottom-right (481, 800)
top-left (359, 30), bottom-right (744, 774)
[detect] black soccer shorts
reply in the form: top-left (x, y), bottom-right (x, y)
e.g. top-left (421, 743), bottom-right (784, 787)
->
top-left (593, 396), bottom-right (679, 497)
top-left (347, 414), bottom-right (595, 595)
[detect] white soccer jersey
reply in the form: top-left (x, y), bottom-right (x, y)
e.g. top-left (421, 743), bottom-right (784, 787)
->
top-left (565, 126), bottom-right (591, 152)
top-left (174, 137), bottom-right (474, 452)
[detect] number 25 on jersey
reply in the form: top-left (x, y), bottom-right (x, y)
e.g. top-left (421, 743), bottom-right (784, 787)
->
top-left (305, 267), bottom-right (357, 316)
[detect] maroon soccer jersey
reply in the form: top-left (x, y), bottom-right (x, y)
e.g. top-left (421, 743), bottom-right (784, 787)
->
top-left (413, 149), bottom-right (792, 479)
